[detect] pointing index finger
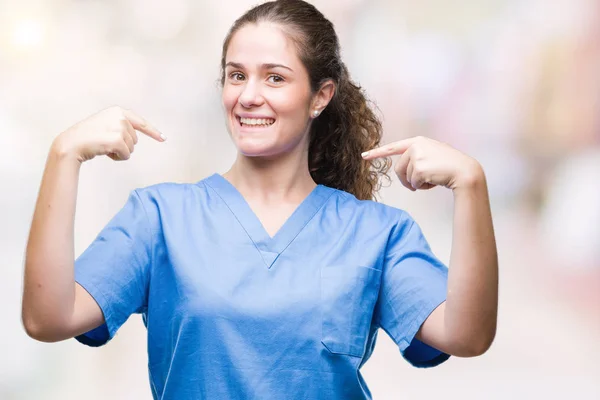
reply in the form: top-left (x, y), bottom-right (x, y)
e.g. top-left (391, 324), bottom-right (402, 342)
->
top-left (361, 138), bottom-right (416, 160)
top-left (122, 109), bottom-right (167, 142)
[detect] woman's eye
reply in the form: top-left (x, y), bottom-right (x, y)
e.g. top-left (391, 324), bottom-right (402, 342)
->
top-left (230, 72), bottom-right (245, 81)
top-left (268, 75), bottom-right (284, 84)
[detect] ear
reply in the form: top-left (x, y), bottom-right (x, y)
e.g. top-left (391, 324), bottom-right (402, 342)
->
top-left (310, 79), bottom-right (336, 117)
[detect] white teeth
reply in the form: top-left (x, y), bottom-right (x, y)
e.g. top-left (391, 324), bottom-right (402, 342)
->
top-left (240, 117), bottom-right (275, 126)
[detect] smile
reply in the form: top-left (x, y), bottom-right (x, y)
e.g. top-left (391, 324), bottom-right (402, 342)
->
top-left (238, 117), bottom-right (275, 128)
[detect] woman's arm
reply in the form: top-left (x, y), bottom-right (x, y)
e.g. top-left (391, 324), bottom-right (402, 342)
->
top-left (22, 142), bottom-right (104, 342)
top-left (416, 166), bottom-right (498, 357)
top-left (363, 136), bottom-right (499, 357)
top-left (22, 106), bottom-right (164, 342)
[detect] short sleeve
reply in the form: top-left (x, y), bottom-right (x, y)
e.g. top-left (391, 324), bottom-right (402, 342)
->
top-left (74, 190), bottom-right (154, 347)
top-left (374, 213), bottom-right (450, 368)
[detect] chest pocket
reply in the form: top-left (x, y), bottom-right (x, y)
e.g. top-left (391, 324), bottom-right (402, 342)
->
top-left (320, 265), bottom-right (382, 358)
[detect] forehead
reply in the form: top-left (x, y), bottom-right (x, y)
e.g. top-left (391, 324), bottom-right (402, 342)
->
top-left (225, 22), bottom-right (301, 66)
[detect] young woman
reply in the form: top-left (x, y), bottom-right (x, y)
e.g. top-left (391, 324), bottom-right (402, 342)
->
top-left (22, 0), bottom-right (498, 398)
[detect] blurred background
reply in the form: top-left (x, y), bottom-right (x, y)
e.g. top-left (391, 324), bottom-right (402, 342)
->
top-left (1, 0), bottom-right (599, 398)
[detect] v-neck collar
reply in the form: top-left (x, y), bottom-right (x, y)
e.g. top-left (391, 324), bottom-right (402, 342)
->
top-left (204, 173), bottom-right (335, 269)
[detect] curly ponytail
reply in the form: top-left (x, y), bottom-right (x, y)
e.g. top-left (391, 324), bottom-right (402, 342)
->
top-left (220, 0), bottom-right (391, 200)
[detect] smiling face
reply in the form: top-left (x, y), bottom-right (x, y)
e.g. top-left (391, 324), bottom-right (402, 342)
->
top-left (222, 22), bottom-right (317, 158)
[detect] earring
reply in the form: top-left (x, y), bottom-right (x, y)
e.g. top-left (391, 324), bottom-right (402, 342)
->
top-left (313, 110), bottom-right (320, 117)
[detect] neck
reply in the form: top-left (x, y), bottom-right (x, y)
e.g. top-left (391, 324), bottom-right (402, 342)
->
top-left (223, 142), bottom-right (316, 204)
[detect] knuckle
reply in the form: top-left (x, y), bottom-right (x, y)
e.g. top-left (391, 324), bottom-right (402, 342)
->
top-left (413, 165), bottom-right (425, 177)
top-left (410, 147), bottom-right (423, 160)
top-left (111, 138), bottom-right (123, 148)
top-left (108, 105), bottom-right (123, 114)
top-left (111, 122), bottom-right (125, 133)
top-left (118, 150), bottom-right (130, 160)
top-left (113, 107), bottom-right (128, 120)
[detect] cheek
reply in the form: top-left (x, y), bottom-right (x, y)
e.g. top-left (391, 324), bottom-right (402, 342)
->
top-left (221, 86), bottom-right (238, 111)
top-left (271, 89), bottom-right (311, 120)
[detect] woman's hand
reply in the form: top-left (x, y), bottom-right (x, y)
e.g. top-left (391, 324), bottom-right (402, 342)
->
top-left (52, 106), bottom-right (166, 163)
top-left (361, 136), bottom-right (483, 191)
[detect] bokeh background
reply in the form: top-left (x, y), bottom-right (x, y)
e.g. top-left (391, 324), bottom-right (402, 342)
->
top-left (1, 0), bottom-right (599, 399)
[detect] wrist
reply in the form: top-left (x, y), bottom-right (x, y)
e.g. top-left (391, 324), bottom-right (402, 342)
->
top-left (451, 160), bottom-right (485, 192)
top-left (50, 135), bottom-right (82, 165)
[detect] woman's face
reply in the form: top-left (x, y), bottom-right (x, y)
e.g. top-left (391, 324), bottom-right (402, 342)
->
top-left (222, 22), bottom-right (316, 158)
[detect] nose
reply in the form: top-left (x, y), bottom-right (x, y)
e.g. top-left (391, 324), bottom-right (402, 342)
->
top-left (238, 79), bottom-right (264, 109)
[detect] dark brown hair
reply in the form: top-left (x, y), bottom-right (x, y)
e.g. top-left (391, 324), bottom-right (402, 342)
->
top-left (220, 0), bottom-right (391, 200)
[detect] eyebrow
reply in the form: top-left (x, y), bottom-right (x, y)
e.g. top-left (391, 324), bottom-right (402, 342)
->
top-left (225, 62), bottom-right (294, 72)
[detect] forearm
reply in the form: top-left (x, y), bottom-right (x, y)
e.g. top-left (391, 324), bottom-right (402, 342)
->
top-left (22, 140), bottom-right (82, 337)
top-left (445, 165), bottom-right (498, 353)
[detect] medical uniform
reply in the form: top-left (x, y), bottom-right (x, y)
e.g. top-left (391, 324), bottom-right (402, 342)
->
top-left (75, 173), bottom-right (449, 399)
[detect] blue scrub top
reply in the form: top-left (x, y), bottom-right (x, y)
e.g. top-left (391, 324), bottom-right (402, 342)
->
top-left (74, 173), bottom-right (449, 399)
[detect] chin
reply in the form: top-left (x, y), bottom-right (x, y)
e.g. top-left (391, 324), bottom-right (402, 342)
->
top-left (228, 119), bottom-right (304, 158)
top-left (234, 138), bottom-right (281, 158)
top-left (230, 128), bottom-right (279, 158)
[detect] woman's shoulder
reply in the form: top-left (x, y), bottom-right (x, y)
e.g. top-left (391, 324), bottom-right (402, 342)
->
top-left (327, 187), bottom-right (412, 226)
top-left (131, 175), bottom-right (213, 206)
